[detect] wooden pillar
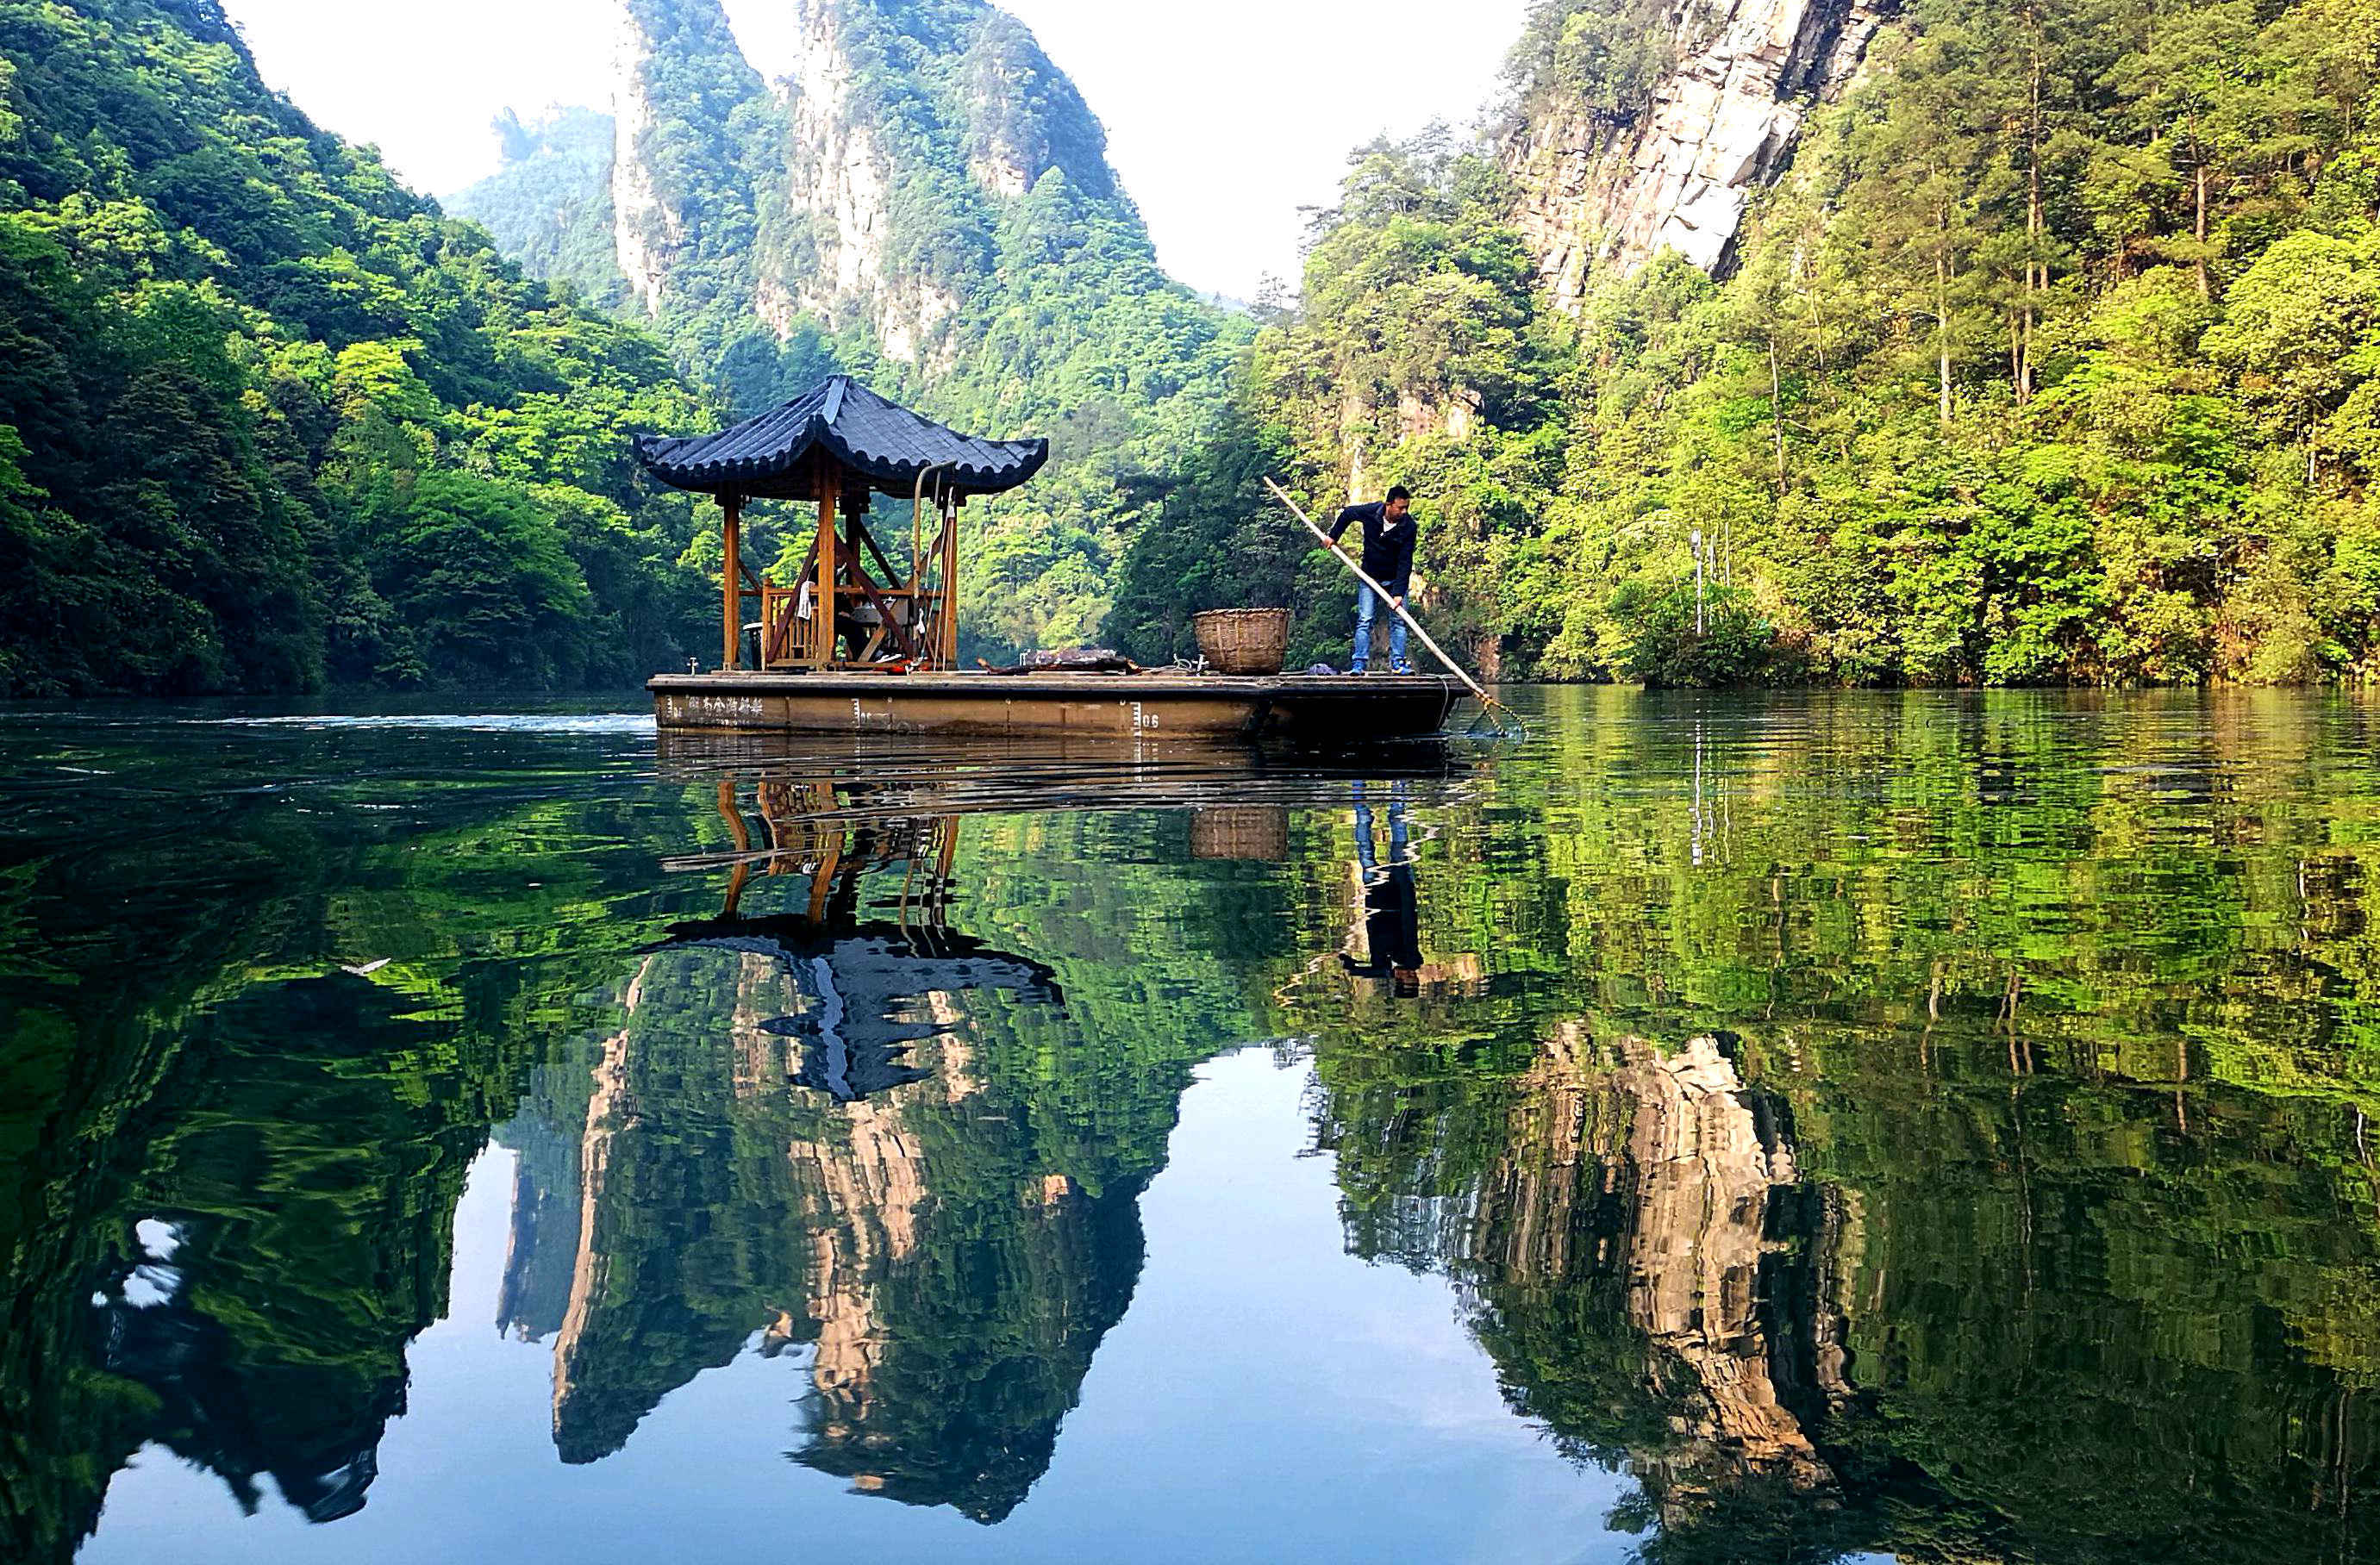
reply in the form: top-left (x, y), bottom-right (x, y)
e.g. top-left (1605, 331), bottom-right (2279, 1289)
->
top-left (721, 494), bottom-right (741, 672)
top-left (845, 487), bottom-right (869, 575)
top-left (815, 465), bottom-right (838, 667)
top-left (941, 494), bottom-right (961, 667)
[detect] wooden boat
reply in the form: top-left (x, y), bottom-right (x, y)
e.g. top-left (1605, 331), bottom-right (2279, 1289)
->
top-left (634, 377), bottom-right (1462, 740)
top-left (647, 669), bottom-right (1459, 738)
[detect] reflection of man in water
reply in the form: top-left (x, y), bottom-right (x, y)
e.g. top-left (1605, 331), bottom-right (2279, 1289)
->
top-left (1340, 780), bottom-right (1422, 999)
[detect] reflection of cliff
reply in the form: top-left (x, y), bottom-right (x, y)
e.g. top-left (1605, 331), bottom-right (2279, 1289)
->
top-left (1322, 1026), bottom-right (1857, 1541)
top-left (1610, 1034), bottom-right (1835, 1498)
top-left (532, 948), bottom-right (811, 1464)
top-left (786, 1098), bottom-right (1147, 1523)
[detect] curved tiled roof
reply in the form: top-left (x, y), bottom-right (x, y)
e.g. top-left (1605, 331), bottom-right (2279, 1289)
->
top-left (633, 376), bottom-right (1049, 499)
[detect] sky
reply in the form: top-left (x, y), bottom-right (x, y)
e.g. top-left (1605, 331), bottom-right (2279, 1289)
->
top-left (217, 0), bottom-right (1534, 301)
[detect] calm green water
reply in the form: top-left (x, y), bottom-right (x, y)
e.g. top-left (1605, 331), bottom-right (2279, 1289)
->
top-left (5, 688), bottom-right (2379, 1564)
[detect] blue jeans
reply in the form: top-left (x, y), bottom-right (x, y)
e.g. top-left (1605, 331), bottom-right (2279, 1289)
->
top-left (1352, 585), bottom-right (1409, 670)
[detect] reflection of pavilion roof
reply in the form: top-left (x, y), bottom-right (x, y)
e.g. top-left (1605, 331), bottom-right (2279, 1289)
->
top-left (633, 376), bottom-right (1050, 500)
top-left (644, 916), bottom-right (1062, 1102)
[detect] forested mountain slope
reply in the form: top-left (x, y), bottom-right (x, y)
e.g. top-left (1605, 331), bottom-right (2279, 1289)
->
top-left (453, 0), bottom-right (1248, 657)
top-left (1110, 0), bottom-right (2380, 685)
top-left (0, 0), bottom-right (720, 695)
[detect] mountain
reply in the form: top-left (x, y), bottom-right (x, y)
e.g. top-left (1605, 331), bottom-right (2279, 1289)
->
top-left (1109, 0), bottom-right (2380, 687)
top-left (464, 106), bottom-right (623, 298)
top-left (0, 0), bottom-right (718, 695)
top-left (452, 0), bottom-right (1250, 657)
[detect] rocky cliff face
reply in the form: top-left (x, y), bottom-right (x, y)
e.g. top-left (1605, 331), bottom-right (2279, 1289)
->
top-left (1503, 0), bottom-right (1894, 309)
top-left (763, 0), bottom-right (959, 365)
top-left (594, 0), bottom-right (1135, 374)
top-left (609, 8), bottom-right (691, 317)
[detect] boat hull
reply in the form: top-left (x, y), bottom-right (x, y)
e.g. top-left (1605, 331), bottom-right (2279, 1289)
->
top-left (647, 671), bottom-right (1460, 739)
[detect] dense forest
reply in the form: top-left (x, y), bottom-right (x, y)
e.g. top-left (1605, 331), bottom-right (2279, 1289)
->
top-left (1109, 0), bottom-right (2380, 685)
top-left (0, 0), bottom-right (721, 695)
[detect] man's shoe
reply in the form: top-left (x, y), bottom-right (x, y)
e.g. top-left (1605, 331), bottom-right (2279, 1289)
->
top-left (1390, 659), bottom-right (1414, 675)
top-left (1348, 663), bottom-right (1368, 676)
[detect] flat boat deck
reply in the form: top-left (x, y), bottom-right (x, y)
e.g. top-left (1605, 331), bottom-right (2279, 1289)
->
top-left (649, 670), bottom-right (1461, 739)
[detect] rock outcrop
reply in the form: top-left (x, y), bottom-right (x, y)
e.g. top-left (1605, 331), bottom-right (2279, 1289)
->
top-left (609, 0), bottom-right (769, 320)
top-left (765, 0), bottom-right (962, 366)
top-left (1503, 0), bottom-right (1894, 309)
top-left (609, 9), bottom-right (681, 316)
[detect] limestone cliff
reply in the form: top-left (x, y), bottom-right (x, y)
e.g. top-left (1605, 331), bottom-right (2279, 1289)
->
top-left (606, 0), bottom-right (771, 323)
top-left (1502, 0), bottom-right (1894, 308)
top-left (584, 0), bottom-right (1143, 375)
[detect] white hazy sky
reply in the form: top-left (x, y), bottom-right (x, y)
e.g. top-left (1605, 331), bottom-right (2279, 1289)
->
top-left (217, 0), bottom-right (1533, 301)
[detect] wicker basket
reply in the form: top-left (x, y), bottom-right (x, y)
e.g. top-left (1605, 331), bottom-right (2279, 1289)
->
top-left (1190, 806), bottom-right (1291, 861)
top-left (1192, 608), bottom-right (1291, 675)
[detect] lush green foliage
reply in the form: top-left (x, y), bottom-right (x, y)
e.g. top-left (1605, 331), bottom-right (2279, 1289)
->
top-left (461, 108), bottom-right (623, 296)
top-left (1507, 0), bottom-right (1683, 122)
top-left (0, 0), bottom-right (716, 694)
top-left (1121, 0), bottom-right (2380, 685)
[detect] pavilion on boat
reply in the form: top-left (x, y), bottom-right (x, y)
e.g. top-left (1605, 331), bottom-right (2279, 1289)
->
top-left (635, 375), bottom-right (1048, 674)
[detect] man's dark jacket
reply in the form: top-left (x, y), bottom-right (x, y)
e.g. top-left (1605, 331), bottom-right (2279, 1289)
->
top-left (1327, 502), bottom-right (1417, 595)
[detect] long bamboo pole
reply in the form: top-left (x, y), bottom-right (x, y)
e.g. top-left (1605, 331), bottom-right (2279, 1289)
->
top-left (1263, 477), bottom-right (1510, 722)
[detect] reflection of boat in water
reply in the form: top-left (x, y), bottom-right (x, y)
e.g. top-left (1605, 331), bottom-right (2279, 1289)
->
top-left (653, 767), bottom-right (1069, 1104)
top-left (655, 726), bottom-right (1468, 832)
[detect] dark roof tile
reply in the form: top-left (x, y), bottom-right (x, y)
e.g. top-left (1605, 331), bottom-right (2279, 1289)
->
top-left (634, 377), bottom-right (1049, 499)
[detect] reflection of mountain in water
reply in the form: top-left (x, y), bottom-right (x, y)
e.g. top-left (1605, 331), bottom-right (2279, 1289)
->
top-left (1315, 1004), bottom-right (2380, 1564)
top-left (78, 977), bottom-right (509, 1531)
top-left (1499, 1034), bottom-right (1847, 1505)
top-left (475, 782), bottom-right (1265, 1522)
top-left (494, 936), bottom-right (1149, 1519)
top-left (1319, 1026), bottom-right (1866, 1554)
top-left (1599, 1034), bottom-right (1846, 1501)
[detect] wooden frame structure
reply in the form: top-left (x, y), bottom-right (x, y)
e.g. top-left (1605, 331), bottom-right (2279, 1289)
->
top-left (721, 458), bottom-right (969, 674)
top-left (636, 377), bottom-right (1465, 739)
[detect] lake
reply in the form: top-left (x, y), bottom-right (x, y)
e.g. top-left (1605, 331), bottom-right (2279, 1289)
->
top-left (4, 686), bottom-right (2377, 1564)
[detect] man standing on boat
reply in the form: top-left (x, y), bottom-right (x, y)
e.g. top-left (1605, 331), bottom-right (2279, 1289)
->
top-left (1327, 486), bottom-right (1417, 675)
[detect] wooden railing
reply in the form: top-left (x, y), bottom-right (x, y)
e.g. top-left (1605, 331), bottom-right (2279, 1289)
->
top-left (751, 536), bottom-right (957, 670)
